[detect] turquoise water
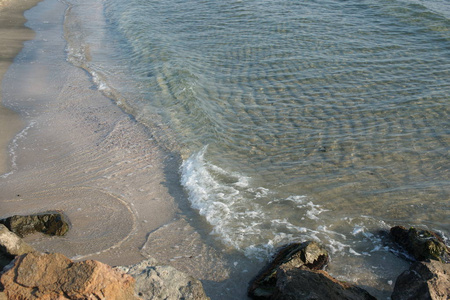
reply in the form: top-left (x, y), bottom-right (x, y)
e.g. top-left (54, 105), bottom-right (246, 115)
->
top-left (64, 0), bottom-right (449, 295)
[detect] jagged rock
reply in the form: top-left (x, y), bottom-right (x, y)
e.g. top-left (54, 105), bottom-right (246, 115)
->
top-left (0, 252), bottom-right (138, 299)
top-left (0, 224), bottom-right (34, 256)
top-left (0, 212), bottom-right (69, 237)
top-left (248, 241), bottom-right (329, 299)
top-left (0, 224), bottom-right (34, 270)
top-left (273, 266), bottom-right (377, 300)
top-left (117, 259), bottom-right (209, 300)
top-left (391, 260), bottom-right (450, 300)
top-left (390, 226), bottom-right (450, 263)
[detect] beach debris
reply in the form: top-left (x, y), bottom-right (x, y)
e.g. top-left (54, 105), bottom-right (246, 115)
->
top-left (390, 226), bottom-right (450, 263)
top-left (0, 252), bottom-right (138, 299)
top-left (391, 260), bottom-right (450, 300)
top-left (116, 259), bottom-right (210, 300)
top-left (0, 212), bottom-right (69, 237)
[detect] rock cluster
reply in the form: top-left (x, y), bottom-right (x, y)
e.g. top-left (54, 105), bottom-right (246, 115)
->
top-left (248, 227), bottom-right (449, 300)
top-left (0, 212), bottom-right (69, 237)
top-left (248, 241), bottom-right (375, 300)
top-left (0, 212), bottom-right (448, 300)
top-left (390, 226), bottom-right (450, 300)
top-left (0, 219), bottom-right (210, 299)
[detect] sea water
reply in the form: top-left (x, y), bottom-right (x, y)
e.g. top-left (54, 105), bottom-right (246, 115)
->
top-left (63, 0), bottom-right (449, 297)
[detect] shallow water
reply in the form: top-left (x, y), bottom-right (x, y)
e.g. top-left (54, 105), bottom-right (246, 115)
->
top-left (62, 0), bottom-right (448, 297)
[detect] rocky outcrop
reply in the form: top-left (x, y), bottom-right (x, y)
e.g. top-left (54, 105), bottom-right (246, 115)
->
top-left (0, 224), bottom-right (34, 269)
top-left (390, 226), bottom-right (450, 263)
top-left (389, 226), bottom-right (450, 300)
top-left (0, 225), bottom-right (34, 257)
top-left (273, 266), bottom-right (376, 300)
top-left (248, 241), bottom-right (329, 299)
top-left (248, 241), bottom-right (375, 299)
top-left (0, 252), bottom-right (138, 299)
top-left (117, 259), bottom-right (210, 300)
top-left (391, 260), bottom-right (450, 300)
top-left (0, 212), bottom-right (69, 237)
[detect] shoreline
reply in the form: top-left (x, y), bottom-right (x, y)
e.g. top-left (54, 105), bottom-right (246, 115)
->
top-left (0, 0), bottom-right (257, 298)
top-left (0, 0), bottom-right (177, 265)
top-left (0, 0), bottom-right (43, 174)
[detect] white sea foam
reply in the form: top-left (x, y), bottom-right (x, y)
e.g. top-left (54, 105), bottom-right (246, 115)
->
top-left (180, 146), bottom-right (347, 260)
top-left (0, 121), bottom-right (36, 179)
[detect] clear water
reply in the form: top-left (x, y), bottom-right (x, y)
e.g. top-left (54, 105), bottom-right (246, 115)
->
top-left (63, 0), bottom-right (449, 295)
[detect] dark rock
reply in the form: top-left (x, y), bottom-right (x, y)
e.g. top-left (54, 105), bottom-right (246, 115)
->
top-left (391, 260), bottom-right (450, 300)
top-left (248, 241), bottom-right (329, 299)
top-left (390, 226), bottom-right (450, 263)
top-left (0, 212), bottom-right (69, 237)
top-left (273, 266), bottom-right (377, 300)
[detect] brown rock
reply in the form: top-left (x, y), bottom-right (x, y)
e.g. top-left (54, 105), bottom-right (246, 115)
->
top-left (391, 260), bottom-right (450, 300)
top-left (273, 266), bottom-right (376, 300)
top-left (0, 252), bottom-right (138, 299)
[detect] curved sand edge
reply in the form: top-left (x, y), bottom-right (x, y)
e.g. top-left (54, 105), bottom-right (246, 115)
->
top-left (0, 0), bottom-right (181, 266)
top-left (0, 1), bottom-right (261, 298)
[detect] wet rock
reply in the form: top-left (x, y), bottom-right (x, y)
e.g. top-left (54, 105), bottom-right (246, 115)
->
top-left (391, 260), bottom-right (450, 300)
top-left (273, 266), bottom-right (377, 300)
top-left (390, 226), bottom-right (450, 263)
top-left (0, 252), bottom-right (138, 299)
top-left (248, 241), bottom-right (329, 299)
top-left (0, 224), bottom-right (34, 269)
top-left (0, 212), bottom-right (69, 237)
top-left (117, 259), bottom-right (209, 300)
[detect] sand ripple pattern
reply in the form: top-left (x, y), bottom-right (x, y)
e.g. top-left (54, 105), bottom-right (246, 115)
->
top-left (98, 0), bottom-right (449, 244)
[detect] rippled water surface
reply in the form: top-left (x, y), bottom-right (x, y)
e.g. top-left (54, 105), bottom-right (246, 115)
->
top-left (64, 0), bottom-right (449, 294)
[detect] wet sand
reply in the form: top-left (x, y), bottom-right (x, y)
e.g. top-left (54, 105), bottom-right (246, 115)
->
top-left (0, 0), bottom-right (178, 265)
top-left (0, 0), bottom-right (42, 174)
top-left (0, 0), bottom-right (258, 298)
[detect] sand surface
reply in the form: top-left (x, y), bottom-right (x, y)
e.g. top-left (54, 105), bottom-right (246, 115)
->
top-left (0, 0), bottom-right (43, 174)
top-left (0, 0), bottom-right (177, 265)
top-left (0, 0), bottom-right (261, 298)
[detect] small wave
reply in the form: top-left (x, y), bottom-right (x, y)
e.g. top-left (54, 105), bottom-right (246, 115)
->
top-left (397, 0), bottom-right (450, 20)
top-left (181, 147), bottom-right (408, 264)
top-left (180, 146), bottom-right (358, 260)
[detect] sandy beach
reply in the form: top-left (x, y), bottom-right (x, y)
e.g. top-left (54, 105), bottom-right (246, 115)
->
top-left (0, 1), bottom-right (257, 298)
top-left (0, 0), bottom-right (42, 174)
top-left (0, 0), bottom-right (178, 265)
